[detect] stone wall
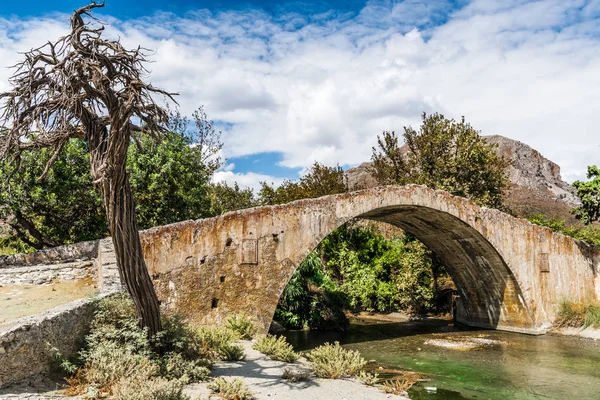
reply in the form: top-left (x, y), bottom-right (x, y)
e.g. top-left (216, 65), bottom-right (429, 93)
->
top-left (0, 261), bottom-right (95, 286)
top-left (0, 239), bottom-right (120, 388)
top-left (0, 296), bottom-right (105, 388)
top-left (0, 241), bottom-right (98, 268)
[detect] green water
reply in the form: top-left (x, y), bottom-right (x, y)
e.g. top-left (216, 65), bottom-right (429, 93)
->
top-left (283, 317), bottom-right (600, 400)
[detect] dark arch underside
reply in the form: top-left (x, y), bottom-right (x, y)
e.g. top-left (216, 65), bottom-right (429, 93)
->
top-left (359, 205), bottom-right (534, 330)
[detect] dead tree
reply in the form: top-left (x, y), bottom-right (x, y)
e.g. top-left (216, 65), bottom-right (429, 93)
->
top-left (0, 3), bottom-right (176, 336)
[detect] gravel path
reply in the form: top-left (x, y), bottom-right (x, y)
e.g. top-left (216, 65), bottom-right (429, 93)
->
top-left (184, 341), bottom-right (409, 400)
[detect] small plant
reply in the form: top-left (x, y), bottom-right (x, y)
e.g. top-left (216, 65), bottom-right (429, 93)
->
top-left (281, 367), bottom-right (310, 382)
top-left (555, 300), bottom-right (600, 329)
top-left (225, 313), bottom-right (258, 340)
top-left (304, 342), bottom-right (366, 379)
top-left (356, 370), bottom-right (379, 386)
top-left (380, 378), bottom-right (414, 395)
top-left (208, 377), bottom-right (254, 400)
top-left (48, 346), bottom-right (80, 375)
top-left (252, 335), bottom-right (299, 363)
top-left (160, 352), bottom-right (211, 383)
top-left (112, 376), bottom-right (190, 400)
top-left (218, 343), bottom-right (246, 361)
top-left (193, 325), bottom-right (240, 358)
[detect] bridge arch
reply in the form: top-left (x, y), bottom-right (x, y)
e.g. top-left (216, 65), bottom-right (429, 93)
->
top-left (139, 185), bottom-right (598, 335)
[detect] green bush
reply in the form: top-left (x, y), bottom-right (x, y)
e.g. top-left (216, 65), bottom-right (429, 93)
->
top-left (356, 370), bottom-right (379, 386)
top-left (159, 352), bottom-right (210, 383)
top-left (304, 342), bottom-right (366, 379)
top-left (218, 343), bottom-right (246, 361)
top-left (225, 313), bottom-right (257, 340)
top-left (193, 325), bottom-right (243, 361)
top-left (112, 376), bottom-right (190, 400)
top-left (59, 294), bottom-right (214, 397)
top-left (82, 342), bottom-right (158, 391)
top-left (252, 335), bottom-right (299, 363)
top-left (208, 377), bottom-right (254, 400)
top-left (275, 251), bottom-right (348, 331)
top-left (555, 300), bottom-right (600, 329)
top-left (526, 213), bottom-right (600, 245)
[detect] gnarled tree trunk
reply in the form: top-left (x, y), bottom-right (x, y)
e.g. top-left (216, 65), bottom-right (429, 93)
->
top-left (89, 122), bottom-right (162, 336)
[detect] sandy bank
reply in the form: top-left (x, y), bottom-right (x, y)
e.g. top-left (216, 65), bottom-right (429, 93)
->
top-left (185, 340), bottom-right (409, 400)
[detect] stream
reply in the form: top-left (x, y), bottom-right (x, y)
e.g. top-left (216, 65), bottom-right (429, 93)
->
top-left (283, 316), bottom-right (600, 400)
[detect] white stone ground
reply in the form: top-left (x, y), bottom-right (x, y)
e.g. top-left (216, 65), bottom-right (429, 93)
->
top-left (184, 340), bottom-right (409, 400)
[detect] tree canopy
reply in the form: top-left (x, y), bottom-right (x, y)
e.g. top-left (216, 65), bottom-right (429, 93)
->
top-left (371, 112), bottom-right (510, 209)
top-left (571, 165), bottom-right (600, 225)
top-left (258, 162), bottom-right (348, 206)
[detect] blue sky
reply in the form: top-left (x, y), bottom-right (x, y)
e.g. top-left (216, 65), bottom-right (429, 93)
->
top-left (0, 1), bottom-right (371, 19)
top-left (0, 1), bottom-right (599, 189)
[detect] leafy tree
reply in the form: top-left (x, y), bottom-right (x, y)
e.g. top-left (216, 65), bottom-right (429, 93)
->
top-left (319, 224), bottom-right (440, 314)
top-left (129, 107), bottom-right (223, 229)
top-left (0, 107), bottom-right (222, 251)
top-left (208, 182), bottom-right (257, 216)
top-left (371, 112), bottom-right (510, 209)
top-left (0, 4), bottom-right (175, 335)
top-left (571, 166), bottom-right (600, 225)
top-left (275, 252), bottom-right (348, 330)
top-left (258, 162), bottom-right (348, 206)
top-left (0, 140), bottom-right (106, 250)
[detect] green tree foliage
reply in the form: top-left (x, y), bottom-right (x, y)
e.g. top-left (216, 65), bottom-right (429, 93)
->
top-left (258, 162), bottom-right (348, 206)
top-left (208, 182), bottom-right (258, 216)
top-left (571, 165), bottom-right (600, 225)
top-left (526, 213), bottom-right (600, 245)
top-left (371, 112), bottom-right (510, 209)
top-left (130, 106), bottom-right (222, 229)
top-left (275, 224), bottom-right (447, 330)
top-left (320, 224), bottom-right (440, 314)
top-left (275, 252), bottom-right (348, 330)
top-left (0, 107), bottom-right (222, 252)
top-left (0, 140), bottom-right (107, 249)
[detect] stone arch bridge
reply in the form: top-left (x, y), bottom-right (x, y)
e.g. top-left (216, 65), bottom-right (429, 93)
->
top-left (137, 185), bottom-right (600, 335)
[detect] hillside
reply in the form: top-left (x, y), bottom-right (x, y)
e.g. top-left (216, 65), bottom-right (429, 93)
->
top-left (346, 135), bottom-right (580, 222)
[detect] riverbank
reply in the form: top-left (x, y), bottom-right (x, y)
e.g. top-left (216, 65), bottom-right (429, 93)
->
top-left (0, 340), bottom-right (410, 400)
top-left (184, 340), bottom-right (409, 400)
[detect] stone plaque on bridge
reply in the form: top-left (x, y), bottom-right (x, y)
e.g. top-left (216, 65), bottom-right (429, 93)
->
top-left (241, 239), bottom-right (258, 265)
top-left (538, 252), bottom-right (550, 273)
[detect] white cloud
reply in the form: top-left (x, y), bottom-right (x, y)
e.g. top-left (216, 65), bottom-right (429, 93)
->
top-left (212, 170), bottom-right (286, 192)
top-left (0, 1), bottom-right (599, 189)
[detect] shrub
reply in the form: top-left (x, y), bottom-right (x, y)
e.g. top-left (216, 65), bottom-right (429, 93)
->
top-left (225, 313), bottom-right (257, 340)
top-left (112, 376), bottom-right (190, 400)
top-left (61, 294), bottom-right (214, 396)
top-left (555, 300), bottom-right (600, 329)
top-left (159, 352), bottom-right (211, 383)
top-left (83, 294), bottom-right (151, 359)
top-left (304, 342), bottom-right (366, 379)
top-left (208, 377), bottom-right (254, 400)
top-left (82, 342), bottom-right (157, 393)
top-left (193, 325), bottom-right (243, 361)
top-left (356, 370), bottom-right (379, 386)
top-left (252, 335), bottom-right (299, 363)
top-left (380, 378), bottom-right (414, 395)
top-left (218, 343), bottom-right (246, 361)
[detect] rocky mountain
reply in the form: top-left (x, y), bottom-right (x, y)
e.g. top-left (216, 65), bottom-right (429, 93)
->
top-left (346, 135), bottom-right (580, 222)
